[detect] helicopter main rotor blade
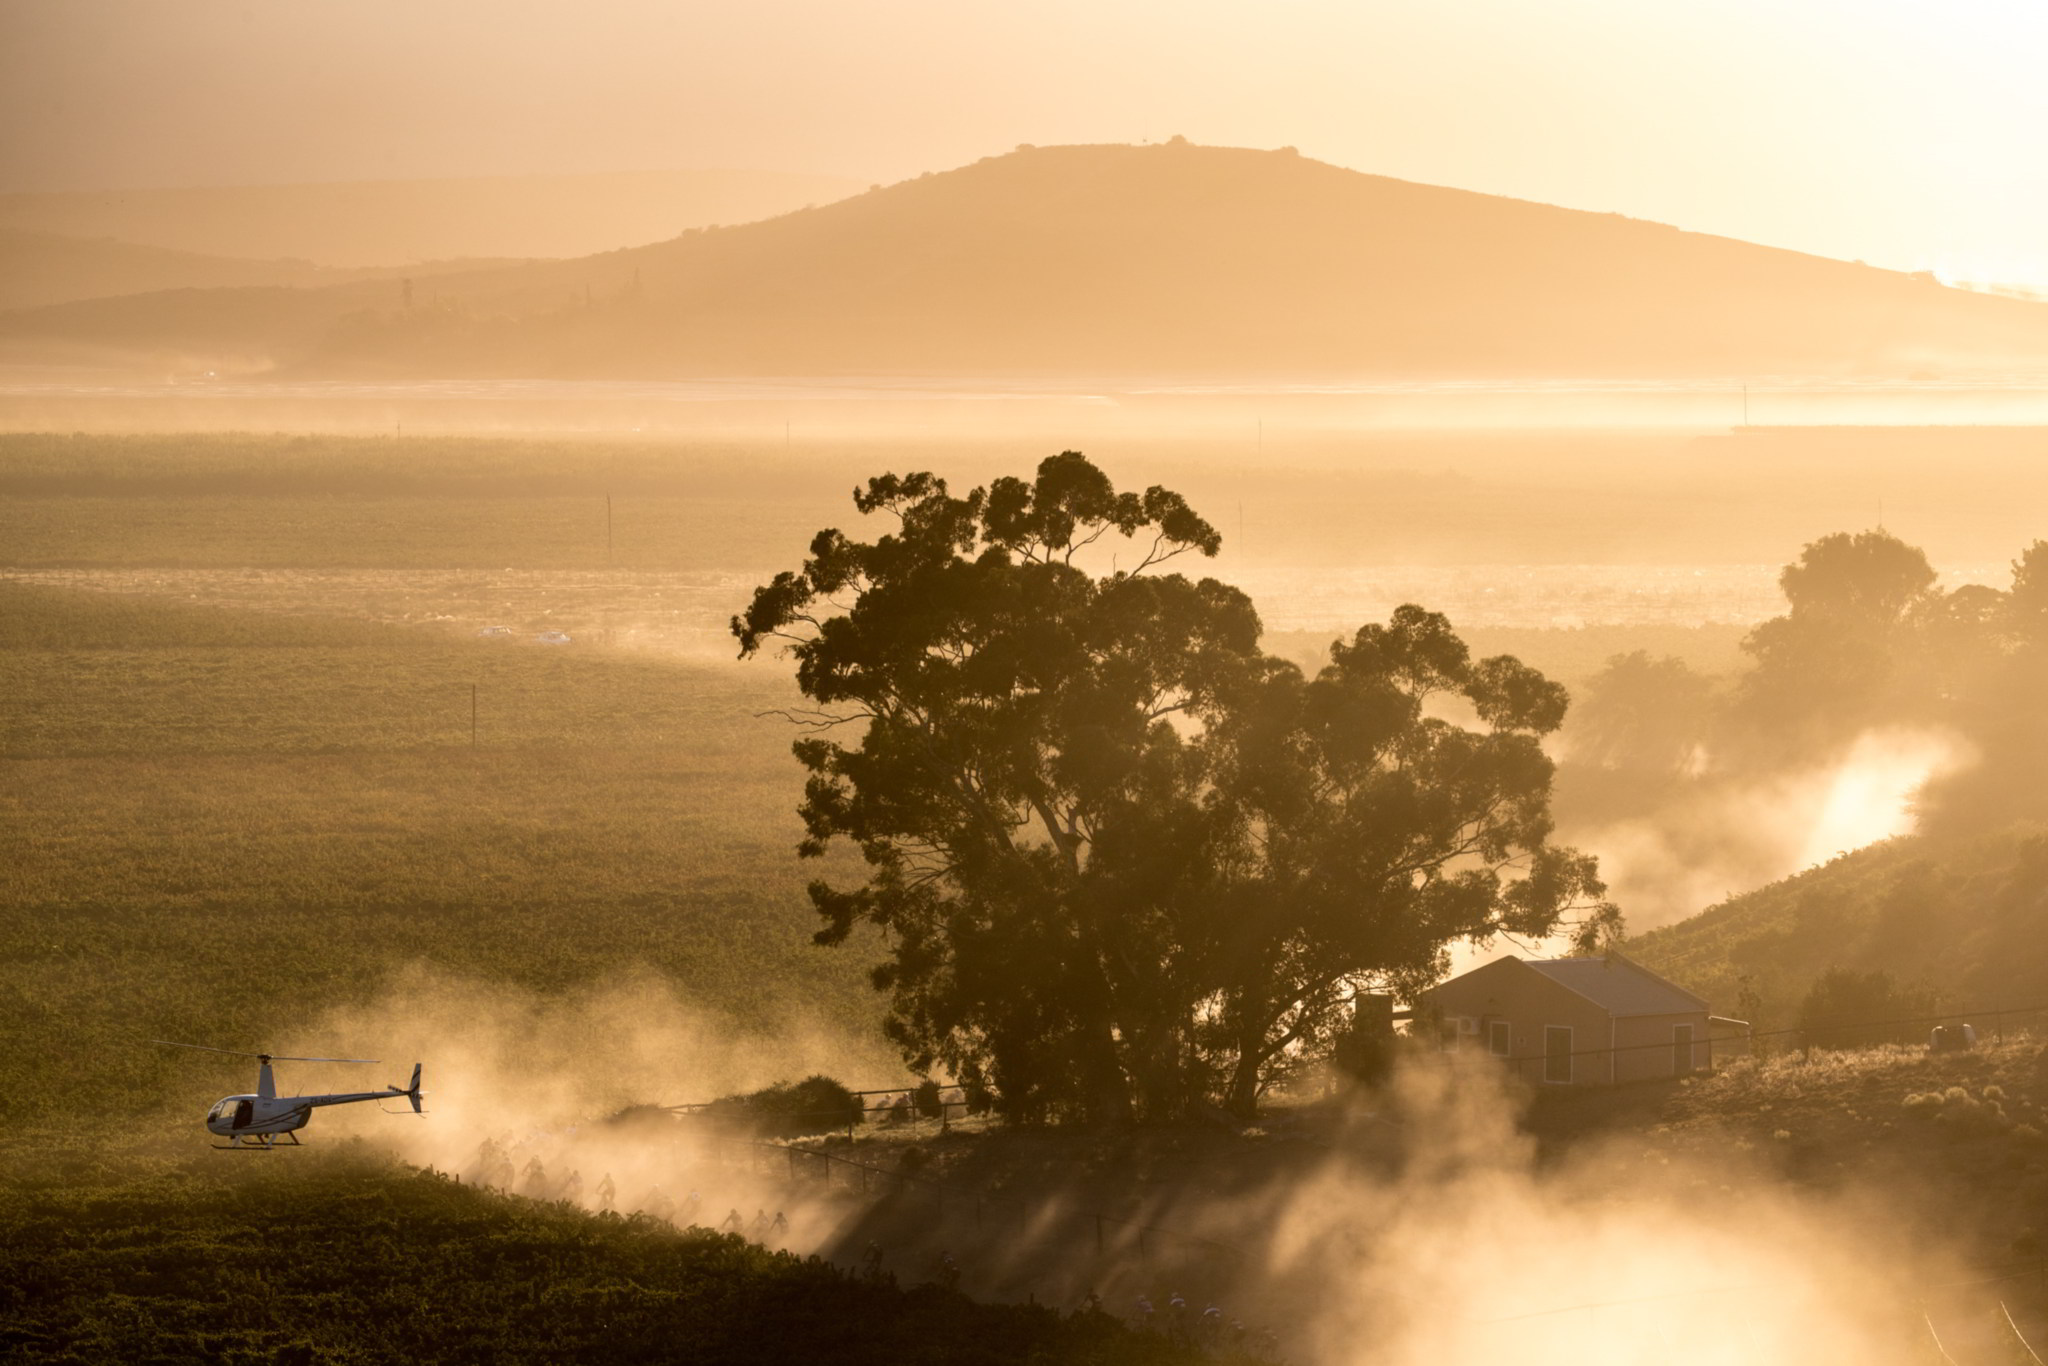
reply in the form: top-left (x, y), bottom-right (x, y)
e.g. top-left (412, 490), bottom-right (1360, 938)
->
top-left (151, 1040), bottom-right (267, 1058)
top-left (150, 1041), bottom-right (379, 1063)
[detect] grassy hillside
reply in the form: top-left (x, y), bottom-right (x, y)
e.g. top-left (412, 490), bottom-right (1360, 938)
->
top-left (7, 141), bottom-right (2047, 379)
top-left (1627, 823), bottom-right (2048, 1033)
top-left (0, 1146), bottom-right (1211, 1365)
top-left (0, 578), bottom-right (892, 1127)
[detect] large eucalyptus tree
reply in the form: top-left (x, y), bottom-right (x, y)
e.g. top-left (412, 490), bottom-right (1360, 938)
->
top-left (735, 453), bottom-right (1615, 1123)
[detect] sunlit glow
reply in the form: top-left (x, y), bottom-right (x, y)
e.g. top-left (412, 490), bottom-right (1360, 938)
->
top-left (1795, 729), bottom-right (1966, 870)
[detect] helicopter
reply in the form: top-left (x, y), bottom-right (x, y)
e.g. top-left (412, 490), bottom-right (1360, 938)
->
top-left (155, 1041), bottom-right (425, 1150)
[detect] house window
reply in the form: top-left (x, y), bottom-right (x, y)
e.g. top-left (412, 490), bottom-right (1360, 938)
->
top-left (1673, 1023), bottom-right (1695, 1076)
top-left (1488, 1020), bottom-right (1512, 1058)
top-left (1544, 1026), bottom-right (1573, 1083)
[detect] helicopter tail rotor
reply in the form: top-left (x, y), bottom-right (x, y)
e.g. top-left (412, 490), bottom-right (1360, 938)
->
top-left (389, 1063), bottom-right (424, 1113)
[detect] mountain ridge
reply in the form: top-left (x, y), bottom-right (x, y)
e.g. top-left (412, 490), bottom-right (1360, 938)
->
top-left (8, 142), bottom-right (2047, 380)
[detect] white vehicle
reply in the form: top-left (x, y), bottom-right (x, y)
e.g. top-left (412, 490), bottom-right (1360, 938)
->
top-left (156, 1041), bottom-right (424, 1150)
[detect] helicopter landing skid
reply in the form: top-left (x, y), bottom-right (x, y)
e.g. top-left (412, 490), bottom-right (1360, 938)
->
top-left (214, 1131), bottom-right (301, 1151)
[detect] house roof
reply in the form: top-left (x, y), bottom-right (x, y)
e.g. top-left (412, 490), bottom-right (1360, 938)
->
top-left (1523, 956), bottom-right (1709, 1017)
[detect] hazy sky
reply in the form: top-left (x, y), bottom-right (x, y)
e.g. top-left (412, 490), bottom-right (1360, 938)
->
top-left (5, 0), bottom-right (2046, 286)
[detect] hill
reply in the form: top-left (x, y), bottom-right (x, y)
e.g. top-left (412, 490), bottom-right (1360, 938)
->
top-left (8, 142), bottom-right (2048, 379)
top-left (0, 167), bottom-right (866, 268)
top-left (0, 228), bottom-right (523, 312)
top-left (1627, 822), bottom-right (2048, 1033)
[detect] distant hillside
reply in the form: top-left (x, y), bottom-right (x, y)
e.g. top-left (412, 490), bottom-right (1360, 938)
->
top-left (1627, 823), bottom-right (2048, 1031)
top-left (0, 168), bottom-right (866, 268)
top-left (0, 228), bottom-right (520, 312)
top-left (7, 142), bottom-right (2047, 380)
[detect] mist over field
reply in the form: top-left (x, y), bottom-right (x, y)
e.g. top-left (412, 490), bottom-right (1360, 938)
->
top-left (12, 3), bottom-right (2048, 1362)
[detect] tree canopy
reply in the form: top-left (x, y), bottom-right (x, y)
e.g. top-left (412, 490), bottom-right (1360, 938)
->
top-left (735, 453), bottom-right (1615, 1123)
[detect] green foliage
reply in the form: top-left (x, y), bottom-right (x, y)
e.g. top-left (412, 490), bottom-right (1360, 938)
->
top-left (1568, 650), bottom-right (1718, 774)
top-left (0, 1147), bottom-right (1210, 1365)
top-left (1795, 968), bottom-right (1935, 1049)
top-left (1736, 529), bottom-right (1938, 748)
top-left (706, 1076), bottom-right (865, 1139)
top-left (738, 452), bottom-right (1612, 1123)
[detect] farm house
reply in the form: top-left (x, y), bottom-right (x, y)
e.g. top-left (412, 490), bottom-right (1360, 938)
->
top-left (1415, 954), bottom-right (1717, 1086)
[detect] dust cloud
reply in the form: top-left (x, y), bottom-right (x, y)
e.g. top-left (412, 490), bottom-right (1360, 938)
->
top-left (1267, 1063), bottom-right (1928, 1365)
top-left (304, 972), bottom-right (1953, 1362)
top-left (308, 964), bottom-right (903, 1255)
top-left (1570, 727), bottom-right (1973, 927)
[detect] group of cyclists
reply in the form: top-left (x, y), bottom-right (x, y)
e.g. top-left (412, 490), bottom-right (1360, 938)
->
top-left (1123, 1288), bottom-right (1275, 1355)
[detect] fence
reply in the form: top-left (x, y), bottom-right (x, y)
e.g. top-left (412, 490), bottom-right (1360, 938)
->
top-left (1437, 1000), bottom-right (2048, 1080)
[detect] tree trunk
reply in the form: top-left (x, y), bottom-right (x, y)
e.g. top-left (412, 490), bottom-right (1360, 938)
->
top-left (1078, 1014), bottom-right (1132, 1127)
top-left (1224, 1047), bottom-right (1264, 1120)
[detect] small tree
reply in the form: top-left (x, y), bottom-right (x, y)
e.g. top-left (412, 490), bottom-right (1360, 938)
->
top-left (1736, 530), bottom-right (1937, 747)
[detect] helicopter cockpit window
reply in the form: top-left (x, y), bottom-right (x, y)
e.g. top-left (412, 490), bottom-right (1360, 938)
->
top-left (207, 1100), bottom-right (229, 1123)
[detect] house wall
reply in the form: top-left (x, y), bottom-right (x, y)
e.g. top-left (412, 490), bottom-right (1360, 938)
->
top-left (1612, 1010), bottom-right (1712, 1083)
top-left (1423, 962), bottom-right (1615, 1086)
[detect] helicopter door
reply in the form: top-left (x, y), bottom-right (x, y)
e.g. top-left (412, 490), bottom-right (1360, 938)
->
top-left (232, 1099), bottom-right (254, 1129)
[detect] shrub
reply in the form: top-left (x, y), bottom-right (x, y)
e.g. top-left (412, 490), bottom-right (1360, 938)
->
top-left (704, 1075), bottom-right (863, 1139)
top-left (1796, 969), bottom-right (1935, 1050)
top-left (913, 1080), bottom-right (944, 1121)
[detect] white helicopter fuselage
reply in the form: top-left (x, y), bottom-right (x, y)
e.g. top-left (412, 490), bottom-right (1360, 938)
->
top-left (205, 1088), bottom-right (399, 1137)
top-left (203, 1059), bottom-right (422, 1144)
